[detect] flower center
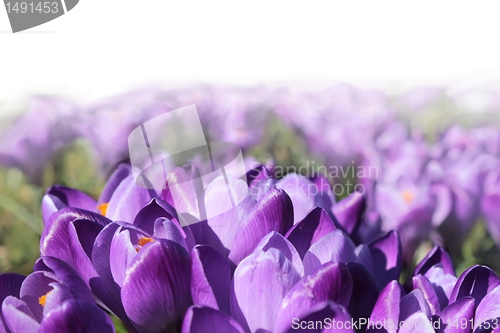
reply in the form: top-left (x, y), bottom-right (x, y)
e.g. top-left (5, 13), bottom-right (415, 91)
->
top-left (38, 291), bottom-right (52, 307)
top-left (97, 203), bottom-right (109, 216)
top-left (135, 237), bottom-right (154, 252)
top-left (402, 190), bottom-right (414, 203)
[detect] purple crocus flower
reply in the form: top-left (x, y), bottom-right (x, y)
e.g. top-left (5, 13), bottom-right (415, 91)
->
top-left (432, 126), bottom-right (495, 252)
top-left (183, 221), bottom-right (396, 332)
top-left (0, 97), bottom-right (78, 184)
top-left (1, 256), bottom-right (114, 333)
top-left (41, 163), bottom-right (156, 225)
top-left (162, 167), bottom-right (294, 265)
top-left (91, 217), bottom-right (193, 333)
top-left (365, 134), bottom-right (451, 260)
top-left (367, 246), bottom-right (500, 333)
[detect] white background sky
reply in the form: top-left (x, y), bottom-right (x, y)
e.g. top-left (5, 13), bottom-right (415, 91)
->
top-left (1, 1), bottom-right (500, 113)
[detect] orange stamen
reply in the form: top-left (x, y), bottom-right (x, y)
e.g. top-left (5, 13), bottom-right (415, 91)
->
top-left (38, 291), bottom-right (52, 307)
top-left (97, 203), bottom-right (109, 216)
top-left (138, 237), bottom-right (154, 246)
top-left (402, 190), bottom-right (414, 203)
top-left (135, 237), bottom-right (154, 252)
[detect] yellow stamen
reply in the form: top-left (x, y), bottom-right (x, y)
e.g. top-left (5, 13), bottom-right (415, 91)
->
top-left (135, 237), bottom-right (154, 252)
top-left (97, 203), bottom-right (109, 216)
top-left (38, 291), bottom-right (52, 307)
top-left (402, 190), bottom-right (414, 203)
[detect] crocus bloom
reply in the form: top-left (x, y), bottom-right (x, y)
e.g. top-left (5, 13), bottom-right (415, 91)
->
top-left (367, 246), bottom-right (500, 333)
top-left (1, 256), bottom-right (114, 333)
top-left (91, 218), bottom-right (193, 333)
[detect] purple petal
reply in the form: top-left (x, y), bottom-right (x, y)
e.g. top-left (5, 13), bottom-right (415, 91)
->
top-left (369, 230), bottom-right (402, 291)
top-left (474, 285), bottom-right (500, 332)
top-left (41, 282), bottom-right (74, 316)
top-left (435, 297), bottom-right (474, 333)
top-left (229, 188), bottom-right (294, 265)
top-left (413, 275), bottom-right (441, 315)
top-left (67, 219), bottom-right (103, 283)
top-left (303, 230), bottom-right (357, 275)
top-left (98, 163), bottom-right (133, 204)
top-left (42, 186), bottom-right (97, 226)
top-left (109, 229), bottom-right (139, 287)
top-left (254, 231), bottom-right (304, 276)
top-left (1, 296), bottom-right (39, 333)
top-left (347, 263), bottom-right (379, 325)
top-left (431, 183), bottom-right (452, 226)
top-left (39, 257), bottom-right (95, 303)
top-left (203, 175), bottom-right (254, 253)
top-left (106, 175), bottom-right (156, 222)
top-left (181, 306), bottom-right (245, 333)
top-left (285, 207), bottom-right (337, 259)
top-left (40, 208), bottom-right (110, 270)
top-left (309, 175), bottom-right (336, 212)
top-left (121, 240), bottom-right (192, 333)
top-left (284, 301), bottom-right (355, 333)
top-left (424, 266), bottom-right (457, 309)
top-left (38, 300), bottom-right (115, 333)
top-left (19, 271), bottom-right (58, 322)
top-left (449, 265), bottom-right (500, 305)
top-left (231, 248), bottom-right (301, 333)
top-left (0, 273), bottom-right (25, 301)
top-left (482, 188), bottom-right (500, 249)
top-left (90, 222), bottom-right (128, 320)
top-left (367, 280), bottom-right (405, 333)
top-left (398, 312), bottom-right (435, 333)
top-left (161, 167), bottom-right (200, 218)
top-left (399, 289), bottom-right (431, 322)
top-left (33, 258), bottom-right (52, 273)
top-left (190, 245), bottom-right (232, 314)
top-left (354, 245), bottom-right (374, 276)
top-left (250, 178), bottom-right (274, 201)
top-left (414, 246), bottom-right (455, 276)
top-left (91, 222), bottom-right (121, 282)
top-left (188, 218), bottom-right (229, 257)
top-left (275, 173), bottom-right (317, 223)
top-left (133, 198), bottom-right (177, 235)
top-left (246, 164), bottom-right (272, 187)
top-left (274, 262), bottom-right (353, 333)
top-left (154, 218), bottom-right (192, 250)
top-left (332, 191), bottom-right (366, 235)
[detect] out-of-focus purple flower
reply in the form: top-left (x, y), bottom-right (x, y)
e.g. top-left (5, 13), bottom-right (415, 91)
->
top-left (274, 173), bottom-right (336, 224)
top-left (274, 84), bottom-right (395, 168)
top-left (1, 257), bottom-right (114, 333)
top-left (77, 90), bottom-right (175, 173)
top-left (0, 97), bottom-right (78, 184)
top-left (366, 135), bottom-right (450, 259)
top-left (433, 126), bottom-right (496, 252)
top-left (481, 165), bottom-right (500, 248)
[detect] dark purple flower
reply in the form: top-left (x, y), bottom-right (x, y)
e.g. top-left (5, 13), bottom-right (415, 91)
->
top-left (91, 220), bottom-right (192, 333)
top-left (1, 257), bottom-right (114, 333)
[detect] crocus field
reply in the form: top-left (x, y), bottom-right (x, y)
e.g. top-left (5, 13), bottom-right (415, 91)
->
top-left (1, 85), bottom-right (500, 332)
